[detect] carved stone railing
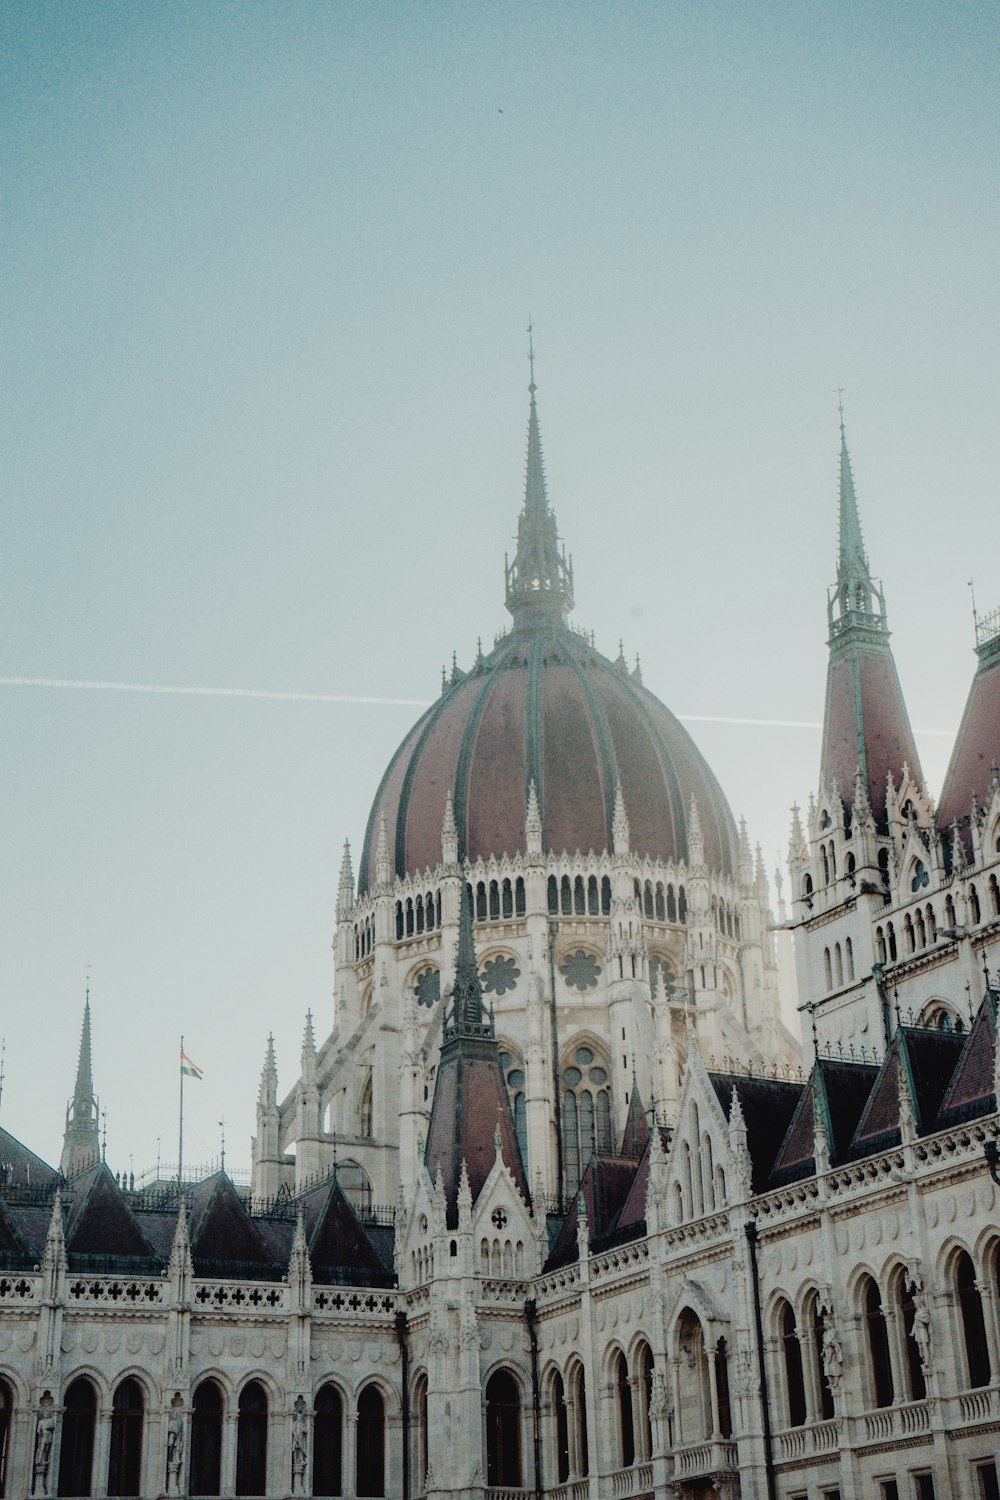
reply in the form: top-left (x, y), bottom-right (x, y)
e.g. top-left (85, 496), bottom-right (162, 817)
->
top-left (662, 1210), bottom-right (730, 1249)
top-left (548, 1480), bottom-right (591, 1500)
top-left (861, 1399), bottom-right (929, 1444)
top-left (535, 1266), bottom-right (580, 1304)
top-left (609, 1460), bottom-right (654, 1496)
top-left (313, 1288), bottom-right (398, 1316)
top-left (590, 1241), bottom-right (648, 1281)
top-left (954, 1386), bottom-right (1000, 1426)
top-left (480, 1279), bottom-right (531, 1304)
top-left (0, 1273), bottom-right (37, 1303)
top-left (674, 1439), bottom-right (738, 1476)
top-left (775, 1417), bottom-right (840, 1461)
top-left (66, 1276), bottom-right (165, 1306)
top-left (192, 1280), bottom-right (287, 1312)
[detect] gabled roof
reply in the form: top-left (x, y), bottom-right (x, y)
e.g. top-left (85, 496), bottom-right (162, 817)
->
top-left (936, 992), bottom-right (998, 1128)
top-left (938, 626), bottom-right (1000, 856)
top-left (546, 1154), bottom-right (641, 1267)
top-left (307, 1178), bottom-right (390, 1284)
top-left (188, 1172), bottom-right (275, 1273)
top-left (0, 1192), bottom-right (32, 1261)
top-left (709, 1073), bottom-right (803, 1193)
top-left (620, 1081), bottom-right (650, 1160)
top-left (0, 1125), bottom-right (58, 1186)
top-left (849, 1027), bottom-right (965, 1159)
top-left (63, 1162), bottom-right (159, 1264)
top-left (769, 1058), bottom-right (879, 1186)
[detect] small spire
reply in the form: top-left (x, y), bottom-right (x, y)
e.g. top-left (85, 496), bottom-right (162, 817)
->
top-left (258, 1034), bottom-right (278, 1109)
top-left (446, 885), bottom-right (489, 1035)
top-left (738, 817), bottom-right (753, 883)
top-left (812, 1084), bottom-right (831, 1174)
top-left (61, 994), bottom-right (100, 1178)
top-left (687, 796), bottom-right (704, 867)
top-left (441, 789), bottom-right (459, 866)
top-left (375, 813), bottom-right (391, 887)
top-left (612, 782), bottom-right (631, 855)
top-left (898, 1050), bottom-right (916, 1145)
top-left (525, 778), bottom-right (543, 855)
top-left (168, 1195), bottom-right (191, 1279)
top-left (336, 839), bottom-right (354, 920)
top-left (836, 396), bottom-right (872, 594)
top-left (301, 1011), bottom-right (317, 1083)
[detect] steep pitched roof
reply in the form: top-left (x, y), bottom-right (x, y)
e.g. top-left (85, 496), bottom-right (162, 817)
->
top-left (546, 1154), bottom-right (640, 1267)
top-left (307, 1178), bottom-right (390, 1284)
top-left (769, 1058), bottom-right (879, 1186)
top-left (709, 1073), bottom-right (803, 1193)
top-left (938, 620), bottom-right (1000, 855)
top-left (849, 1027), bottom-right (965, 1158)
top-left (0, 1125), bottom-right (58, 1186)
top-left (424, 890), bottom-right (530, 1228)
top-left (620, 1080), bottom-right (651, 1160)
top-left (0, 1193), bottom-right (32, 1262)
top-left (936, 992), bottom-right (998, 1128)
top-left (63, 1162), bottom-right (159, 1264)
top-left (188, 1172), bottom-right (275, 1273)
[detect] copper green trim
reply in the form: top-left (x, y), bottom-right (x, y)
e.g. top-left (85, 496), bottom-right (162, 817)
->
top-left (524, 632), bottom-right (547, 840)
top-left (393, 687), bottom-right (467, 884)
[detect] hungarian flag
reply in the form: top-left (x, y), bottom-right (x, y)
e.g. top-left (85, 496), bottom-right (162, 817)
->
top-left (180, 1049), bottom-right (203, 1080)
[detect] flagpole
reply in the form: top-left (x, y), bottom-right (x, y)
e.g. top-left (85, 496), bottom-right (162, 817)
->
top-left (178, 1034), bottom-right (184, 1187)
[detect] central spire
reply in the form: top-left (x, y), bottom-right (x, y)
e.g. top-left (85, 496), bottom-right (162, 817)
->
top-left (504, 324), bottom-right (574, 631)
top-left (828, 400), bottom-right (887, 641)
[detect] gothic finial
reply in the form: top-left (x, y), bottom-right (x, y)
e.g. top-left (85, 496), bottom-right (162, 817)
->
top-left (336, 839), bottom-right (354, 920)
top-left (446, 882), bottom-right (488, 1035)
top-left (687, 796), bottom-right (704, 866)
top-left (612, 782), bottom-right (631, 855)
top-left (525, 778), bottom-right (543, 854)
top-left (259, 1034), bottom-right (278, 1108)
top-left (441, 788), bottom-right (459, 865)
top-left (376, 813), bottom-right (391, 886)
top-left (527, 318), bottom-right (536, 394)
top-left (504, 335), bottom-right (574, 631)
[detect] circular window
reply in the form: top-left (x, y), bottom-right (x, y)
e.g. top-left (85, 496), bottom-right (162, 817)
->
top-left (482, 955), bottom-right (521, 996)
top-left (560, 950), bottom-right (602, 992)
top-left (589, 1066), bottom-right (607, 1084)
top-left (414, 967), bottom-right (441, 1008)
top-left (563, 1066), bottom-right (582, 1086)
top-left (574, 1045), bottom-right (594, 1066)
top-left (499, 1051), bottom-right (512, 1069)
top-left (507, 1068), bottom-right (525, 1088)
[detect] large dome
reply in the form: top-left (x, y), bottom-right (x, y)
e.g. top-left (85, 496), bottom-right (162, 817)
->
top-left (358, 627), bottom-right (739, 892)
top-left (358, 369), bottom-right (739, 892)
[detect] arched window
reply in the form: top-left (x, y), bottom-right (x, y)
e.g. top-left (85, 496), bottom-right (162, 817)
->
top-left (667, 884), bottom-right (677, 922)
top-left (678, 886), bottom-right (687, 922)
top-left (476, 882), bottom-right (487, 921)
top-left (991, 875), bottom-right (1000, 916)
top-left (925, 905), bottom-right (937, 943)
top-left (821, 847), bottom-right (829, 884)
top-left (58, 1378), bottom-right (97, 1498)
top-left (489, 880), bottom-right (500, 919)
top-left (779, 1300), bottom-right (807, 1427)
top-left (502, 878), bottom-right (512, 918)
top-left (108, 1378), bottom-right (144, 1497)
top-left (715, 1337), bottom-right (732, 1438)
top-left (894, 1272), bottom-right (926, 1401)
top-left (845, 936), bottom-right (855, 981)
top-left (412, 1376), bottom-right (428, 1493)
top-left (515, 877), bottom-right (526, 916)
top-left (405, 897), bottom-right (414, 936)
top-left (643, 881), bottom-right (654, 918)
top-left (0, 1379), bottom-right (13, 1500)
top-left (548, 875), bottom-right (558, 914)
top-left (887, 922), bottom-right (897, 961)
top-left (561, 1044), bottom-right (613, 1191)
top-left (876, 927), bottom-right (887, 964)
top-left (915, 908), bottom-right (926, 947)
top-left (614, 1351), bottom-right (634, 1467)
top-left (415, 894), bottom-right (425, 934)
top-left (568, 1364), bottom-right (588, 1478)
top-left (550, 1371), bottom-right (569, 1484)
top-left (395, 902), bottom-right (403, 940)
top-left (834, 943), bottom-right (844, 986)
top-left (807, 1294), bottom-right (835, 1420)
top-left (878, 848), bottom-right (890, 887)
top-left (561, 875), bottom-right (572, 915)
top-left (190, 1380), bottom-right (223, 1496)
top-left (235, 1382), bottom-right (267, 1497)
top-left (676, 1309), bottom-right (710, 1442)
top-left (356, 1386), bottom-right (385, 1497)
top-left (601, 876), bottom-right (612, 914)
top-left (588, 874), bottom-right (599, 915)
top-left (824, 948), bottom-right (833, 990)
top-left (313, 1384), bottom-right (342, 1497)
top-left (956, 1251), bottom-right (991, 1388)
top-left (575, 875), bottom-right (586, 915)
top-left (970, 884), bottom-right (981, 924)
top-left (863, 1278), bottom-right (894, 1408)
top-left (904, 914), bottom-right (915, 953)
top-left (426, 891), bottom-right (435, 930)
top-left (636, 1343), bottom-right (654, 1460)
top-left (485, 1371), bottom-right (521, 1488)
top-left (655, 882), bottom-right (665, 920)
top-left (945, 894), bottom-right (956, 928)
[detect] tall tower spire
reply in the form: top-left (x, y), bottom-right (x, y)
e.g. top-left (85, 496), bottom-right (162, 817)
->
top-left (504, 325), bottom-right (574, 631)
top-left (61, 991), bottom-right (100, 1178)
top-left (819, 403), bottom-right (922, 827)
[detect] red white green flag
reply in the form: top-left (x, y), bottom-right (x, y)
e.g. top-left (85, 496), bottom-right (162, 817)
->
top-left (180, 1050), bottom-right (203, 1080)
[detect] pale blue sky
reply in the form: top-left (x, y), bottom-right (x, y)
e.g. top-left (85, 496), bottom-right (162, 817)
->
top-left (2, 2), bottom-right (997, 1173)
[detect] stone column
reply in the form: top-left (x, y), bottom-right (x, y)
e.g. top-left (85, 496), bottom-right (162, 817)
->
top-left (93, 1408), bottom-right (113, 1499)
top-left (221, 1410), bottom-right (238, 1498)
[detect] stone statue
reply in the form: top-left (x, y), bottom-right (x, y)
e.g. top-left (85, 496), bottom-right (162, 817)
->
top-left (33, 1395), bottom-right (55, 1495)
top-left (165, 1393), bottom-right (185, 1496)
top-left (912, 1298), bottom-right (934, 1377)
top-left (291, 1394), bottom-right (308, 1493)
top-left (821, 1317), bottom-right (844, 1393)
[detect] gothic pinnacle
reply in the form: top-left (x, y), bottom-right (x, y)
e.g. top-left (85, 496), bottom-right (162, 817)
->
top-left (525, 778), bottom-right (542, 854)
top-left (375, 813), bottom-right (391, 887)
top-left (612, 782), bottom-right (631, 856)
top-left (441, 789), bottom-right (458, 866)
top-left (337, 839), bottom-right (354, 919)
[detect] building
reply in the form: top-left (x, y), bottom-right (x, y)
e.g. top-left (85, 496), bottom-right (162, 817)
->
top-left (1, 371), bottom-right (998, 1500)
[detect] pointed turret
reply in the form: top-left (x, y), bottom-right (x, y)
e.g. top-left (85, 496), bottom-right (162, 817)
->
top-left (336, 839), bottom-right (354, 921)
top-left (441, 789), bottom-right (459, 866)
top-left (61, 997), bottom-right (100, 1178)
top-left (504, 327), bottom-right (574, 632)
top-left (525, 779), bottom-right (543, 855)
top-left (938, 602), bottom-right (1000, 859)
top-left (300, 1011), bottom-right (317, 1084)
top-left (375, 814), bottom-right (391, 887)
top-left (612, 782), bottom-right (631, 856)
top-left (424, 887), bottom-right (530, 1226)
top-left (258, 1034), bottom-right (278, 1110)
top-left (819, 408), bottom-right (922, 828)
top-left (620, 1077), bottom-right (650, 1160)
top-left (687, 796), bottom-right (704, 867)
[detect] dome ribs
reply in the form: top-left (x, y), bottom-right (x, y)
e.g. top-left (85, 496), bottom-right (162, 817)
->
top-left (540, 658), bottom-right (608, 857)
top-left (524, 632), bottom-right (547, 841)
top-left (452, 655), bottom-right (510, 865)
top-left (553, 632), bottom-right (618, 850)
top-left (464, 648), bottom-right (527, 862)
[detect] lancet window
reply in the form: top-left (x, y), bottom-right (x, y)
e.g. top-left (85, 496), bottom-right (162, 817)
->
top-left (107, 1378), bottom-right (144, 1497)
top-left (562, 1044), bottom-right (613, 1193)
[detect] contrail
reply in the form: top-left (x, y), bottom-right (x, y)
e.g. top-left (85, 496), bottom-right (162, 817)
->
top-left (0, 675), bottom-right (954, 734)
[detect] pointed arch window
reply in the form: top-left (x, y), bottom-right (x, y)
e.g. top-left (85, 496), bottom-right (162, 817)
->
top-left (894, 1272), bottom-right (926, 1401)
top-left (58, 1377), bottom-right (96, 1498)
top-left (667, 884), bottom-right (677, 922)
top-left (550, 1371), bottom-right (569, 1484)
top-left (485, 1371), bottom-right (521, 1487)
top-left (108, 1378), bottom-right (144, 1496)
top-left (356, 1386), bottom-right (384, 1497)
top-left (601, 876), bottom-right (612, 914)
top-left (636, 1343), bottom-right (654, 1459)
top-left (614, 1350), bottom-right (634, 1467)
top-left (863, 1278), bottom-right (894, 1408)
top-left (571, 1364), bottom-right (588, 1477)
top-left (190, 1380), bottom-right (223, 1496)
top-left (807, 1295), bottom-right (835, 1420)
top-left (561, 1045), bottom-right (613, 1192)
top-left (235, 1381), bottom-right (267, 1497)
top-left (956, 1250), bottom-right (991, 1388)
top-left (779, 1300), bottom-right (807, 1427)
top-left (313, 1384), bottom-right (342, 1497)
top-left (0, 1379), bottom-right (13, 1499)
top-left (715, 1337), bottom-right (732, 1438)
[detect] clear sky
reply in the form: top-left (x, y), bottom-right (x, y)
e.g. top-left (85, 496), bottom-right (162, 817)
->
top-left (2, 1), bottom-right (997, 1176)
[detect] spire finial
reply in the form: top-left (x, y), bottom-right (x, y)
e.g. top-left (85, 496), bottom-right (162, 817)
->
top-left (527, 318), bottom-right (536, 395)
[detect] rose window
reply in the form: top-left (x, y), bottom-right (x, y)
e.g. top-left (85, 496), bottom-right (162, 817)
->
top-left (560, 949), bottom-right (602, 992)
top-left (481, 955), bottom-right (521, 997)
top-left (414, 967), bottom-right (441, 1008)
